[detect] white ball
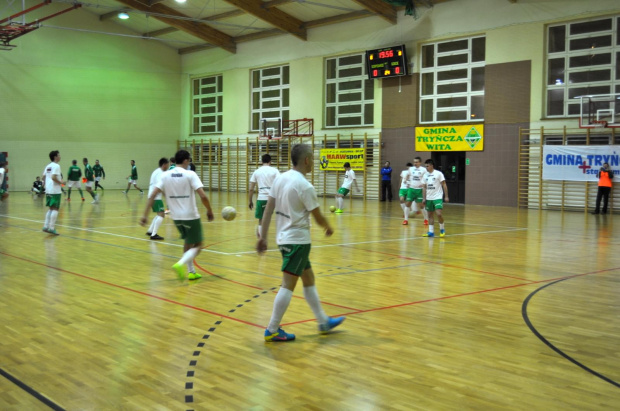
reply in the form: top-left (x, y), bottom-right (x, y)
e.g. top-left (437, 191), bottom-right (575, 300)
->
top-left (221, 206), bottom-right (236, 221)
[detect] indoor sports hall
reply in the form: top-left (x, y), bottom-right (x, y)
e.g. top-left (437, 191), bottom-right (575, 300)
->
top-left (1, 0), bottom-right (619, 409)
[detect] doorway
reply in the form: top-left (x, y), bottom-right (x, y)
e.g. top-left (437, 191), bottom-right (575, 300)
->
top-left (431, 151), bottom-right (466, 204)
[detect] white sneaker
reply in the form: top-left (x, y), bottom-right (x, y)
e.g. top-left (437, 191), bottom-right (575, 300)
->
top-left (121, 191), bottom-right (126, 194)
top-left (92, 195), bottom-right (99, 204)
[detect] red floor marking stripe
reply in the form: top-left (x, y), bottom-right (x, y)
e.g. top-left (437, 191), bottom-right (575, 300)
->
top-left (281, 267), bottom-right (620, 326)
top-left (288, 293), bottom-right (363, 311)
top-left (0, 251), bottom-right (264, 329)
top-left (348, 247), bottom-right (530, 281)
top-left (193, 260), bottom-right (264, 290)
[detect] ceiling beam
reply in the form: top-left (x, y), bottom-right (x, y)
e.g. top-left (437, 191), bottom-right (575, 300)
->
top-left (115, 0), bottom-right (236, 53)
top-left (100, 9), bottom-right (129, 21)
top-left (142, 9), bottom-right (245, 38)
top-left (350, 0), bottom-right (397, 24)
top-left (304, 10), bottom-right (372, 29)
top-left (223, 0), bottom-right (306, 40)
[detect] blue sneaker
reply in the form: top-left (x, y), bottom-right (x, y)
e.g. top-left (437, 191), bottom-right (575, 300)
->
top-left (264, 328), bottom-right (295, 342)
top-left (319, 316), bottom-right (345, 334)
top-left (423, 232), bottom-right (434, 237)
top-left (440, 229), bottom-right (445, 237)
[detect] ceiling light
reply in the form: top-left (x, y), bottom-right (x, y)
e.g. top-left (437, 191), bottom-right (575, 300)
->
top-left (118, 12), bottom-right (129, 19)
top-left (175, 0), bottom-right (187, 3)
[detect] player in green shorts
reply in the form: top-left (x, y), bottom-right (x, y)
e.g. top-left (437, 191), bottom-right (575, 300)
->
top-left (422, 159), bottom-right (449, 238)
top-left (141, 150), bottom-right (214, 281)
top-left (334, 162), bottom-right (360, 213)
top-left (399, 162), bottom-right (413, 225)
top-left (145, 158), bottom-right (170, 240)
top-left (42, 150), bottom-right (65, 235)
top-left (248, 154), bottom-right (280, 238)
top-left (258, 144), bottom-right (344, 342)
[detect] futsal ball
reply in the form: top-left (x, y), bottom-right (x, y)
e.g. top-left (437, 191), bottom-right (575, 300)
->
top-left (329, 205), bottom-right (336, 212)
top-left (222, 206), bottom-right (236, 221)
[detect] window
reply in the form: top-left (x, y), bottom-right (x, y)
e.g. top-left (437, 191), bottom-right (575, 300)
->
top-left (251, 65), bottom-right (290, 131)
top-left (325, 54), bottom-right (374, 128)
top-left (191, 75), bottom-right (223, 134)
top-left (420, 36), bottom-right (485, 123)
top-left (546, 16), bottom-right (620, 117)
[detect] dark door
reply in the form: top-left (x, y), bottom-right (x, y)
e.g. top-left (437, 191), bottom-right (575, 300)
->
top-left (431, 151), bottom-right (465, 204)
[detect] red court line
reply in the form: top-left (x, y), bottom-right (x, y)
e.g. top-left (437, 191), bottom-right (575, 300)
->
top-left (347, 246), bottom-right (530, 281)
top-left (194, 259), bottom-right (363, 311)
top-left (282, 267), bottom-right (620, 326)
top-left (0, 251), bottom-right (264, 329)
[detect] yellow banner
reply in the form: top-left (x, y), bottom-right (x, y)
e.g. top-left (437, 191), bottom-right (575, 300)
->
top-left (319, 148), bottom-right (365, 171)
top-left (415, 125), bottom-right (484, 151)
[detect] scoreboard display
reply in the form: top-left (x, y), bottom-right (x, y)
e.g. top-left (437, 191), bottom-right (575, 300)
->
top-left (366, 45), bottom-right (408, 79)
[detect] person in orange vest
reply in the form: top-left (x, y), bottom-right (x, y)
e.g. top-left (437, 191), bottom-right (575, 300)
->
top-left (592, 162), bottom-right (614, 214)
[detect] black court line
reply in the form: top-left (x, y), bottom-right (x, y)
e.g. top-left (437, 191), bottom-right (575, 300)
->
top-left (0, 367), bottom-right (66, 410)
top-left (522, 278), bottom-right (620, 388)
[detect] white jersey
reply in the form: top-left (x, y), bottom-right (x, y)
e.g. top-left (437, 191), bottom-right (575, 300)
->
top-left (400, 169), bottom-right (412, 189)
top-left (423, 169), bottom-right (446, 201)
top-left (341, 169), bottom-right (356, 189)
top-left (269, 169), bottom-right (320, 245)
top-left (148, 167), bottom-right (164, 200)
top-left (43, 162), bottom-right (62, 195)
top-left (409, 166), bottom-right (427, 189)
top-left (250, 165), bottom-right (280, 201)
top-left (155, 167), bottom-right (204, 220)
top-left (0, 167), bottom-right (5, 187)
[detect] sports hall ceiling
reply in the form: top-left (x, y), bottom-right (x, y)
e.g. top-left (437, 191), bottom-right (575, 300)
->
top-left (74, 0), bottom-right (451, 55)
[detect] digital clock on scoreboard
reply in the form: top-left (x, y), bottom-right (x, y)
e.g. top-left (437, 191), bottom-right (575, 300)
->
top-left (365, 45), bottom-right (408, 79)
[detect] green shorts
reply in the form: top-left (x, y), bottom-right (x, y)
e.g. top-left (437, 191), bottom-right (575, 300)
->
top-left (425, 199), bottom-right (444, 211)
top-left (407, 188), bottom-right (423, 203)
top-left (152, 199), bottom-right (165, 213)
top-left (255, 200), bottom-right (267, 220)
top-left (45, 194), bottom-right (61, 208)
top-left (174, 218), bottom-right (203, 245)
top-left (279, 244), bottom-right (312, 276)
top-left (338, 187), bottom-right (350, 197)
top-left (399, 188), bottom-right (408, 199)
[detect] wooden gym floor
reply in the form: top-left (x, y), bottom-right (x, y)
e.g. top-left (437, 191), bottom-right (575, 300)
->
top-left (0, 190), bottom-right (618, 410)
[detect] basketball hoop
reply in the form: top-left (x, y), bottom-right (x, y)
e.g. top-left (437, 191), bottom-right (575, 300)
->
top-left (592, 120), bottom-right (608, 128)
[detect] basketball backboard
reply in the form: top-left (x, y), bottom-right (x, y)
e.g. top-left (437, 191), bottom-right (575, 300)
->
top-left (260, 118), bottom-right (314, 140)
top-left (576, 93), bottom-right (620, 128)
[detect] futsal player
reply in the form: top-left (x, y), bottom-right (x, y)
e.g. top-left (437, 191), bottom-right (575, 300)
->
top-left (407, 157), bottom-right (429, 225)
top-left (93, 160), bottom-right (105, 191)
top-left (334, 162), bottom-right (360, 213)
top-left (257, 144), bottom-right (345, 342)
top-left (66, 159), bottom-right (84, 202)
top-left (145, 157), bottom-right (169, 240)
top-left (248, 154), bottom-right (279, 238)
top-left (83, 158), bottom-right (99, 204)
top-left (42, 150), bottom-right (65, 235)
top-left (422, 159), bottom-right (449, 238)
top-left (122, 160), bottom-right (143, 194)
top-left (399, 162), bottom-right (413, 224)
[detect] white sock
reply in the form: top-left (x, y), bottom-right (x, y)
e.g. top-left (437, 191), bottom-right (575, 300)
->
top-left (178, 247), bottom-right (200, 266)
top-left (303, 285), bottom-right (329, 325)
top-left (404, 206), bottom-right (409, 221)
top-left (147, 218), bottom-right (156, 233)
top-left (257, 225), bottom-right (262, 237)
top-left (187, 260), bottom-right (195, 273)
top-left (49, 210), bottom-right (58, 230)
top-left (400, 203), bottom-right (406, 212)
top-left (267, 287), bottom-right (293, 333)
top-left (423, 209), bottom-right (429, 220)
top-left (152, 215), bottom-right (163, 236)
top-left (44, 210), bottom-right (51, 228)
top-left (440, 223), bottom-right (445, 230)
top-left (337, 197), bottom-right (344, 210)
top-left (429, 225), bottom-right (434, 234)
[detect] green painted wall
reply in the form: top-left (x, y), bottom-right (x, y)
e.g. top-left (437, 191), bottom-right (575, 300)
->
top-left (0, 4), bottom-right (182, 191)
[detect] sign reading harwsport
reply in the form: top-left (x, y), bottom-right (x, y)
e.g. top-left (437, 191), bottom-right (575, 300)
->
top-left (319, 149), bottom-right (365, 171)
top-left (542, 145), bottom-right (620, 181)
top-left (415, 125), bottom-right (484, 151)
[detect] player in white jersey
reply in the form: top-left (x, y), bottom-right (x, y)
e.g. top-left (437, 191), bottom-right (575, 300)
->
top-left (422, 159), bottom-right (449, 238)
top-left (0, 162), bottom-right (8, 204)
top-left (248, 153), bottom-right (280, 238)
top-left (257, 144), bottom-right (344, 342)
top-left (42, 150), bottom-right (65, 235)
top-left (145, 158), bottom-right (170, 241)
top-left (398, 162), bottom-right (413, 223)
top-left (141, 150), bottom-right (214, 281)
top-left (334, 162), bottom-right (360, 213)
top-left (405, 157), bottom-right (429, 225)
